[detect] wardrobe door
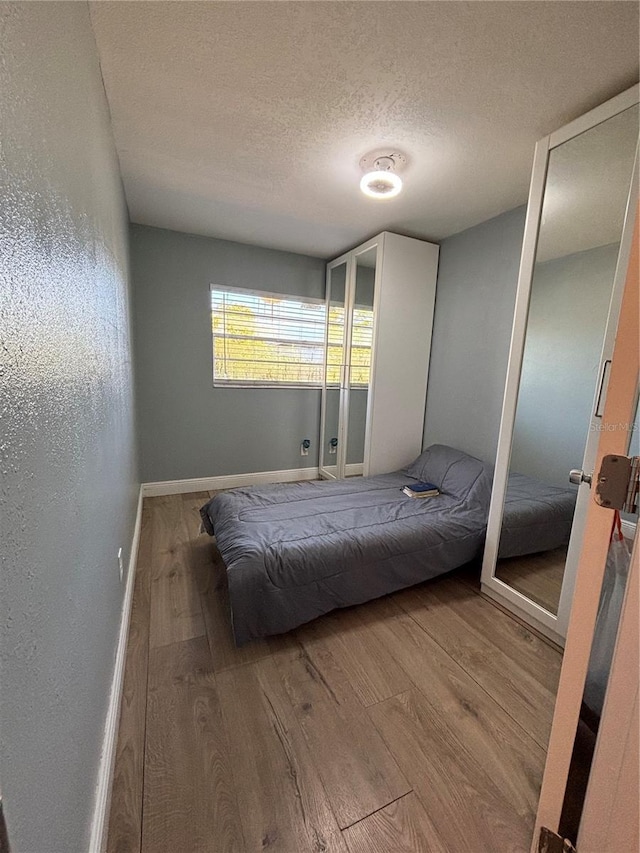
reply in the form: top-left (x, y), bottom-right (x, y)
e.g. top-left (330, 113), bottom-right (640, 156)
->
top-left (479, 87), bottom-right (639, 642)
top-left (365, 232), bottom-right (438, 476)
top-left (345, 245), bottom-right (377, 476)
top-left (320, 260), bottom-right (348, 479)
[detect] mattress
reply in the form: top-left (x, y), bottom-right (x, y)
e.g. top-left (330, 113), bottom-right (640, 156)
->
top-left (201, 445), bottom-right (493, 644)
top-left (500, 472), bottom-right (577, 559)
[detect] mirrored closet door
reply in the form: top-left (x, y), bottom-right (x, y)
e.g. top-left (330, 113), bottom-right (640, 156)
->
top-left (346, 247), bottom-right (376, 475)
top-left (320, 259), bottom-right (349, 479)
top-left (481, 85), bottom-right (639, 644)
top-left (320, 244), bottom-right (378, 480)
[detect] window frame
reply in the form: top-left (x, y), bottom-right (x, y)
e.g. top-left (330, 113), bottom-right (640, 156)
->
top-left (210, 284), bottom-right (328, 389)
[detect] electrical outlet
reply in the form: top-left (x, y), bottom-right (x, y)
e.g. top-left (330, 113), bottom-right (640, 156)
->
top-left (117, 547), bottom-right (124, 582)
top-left (300, 438), bottom-right (311, 457)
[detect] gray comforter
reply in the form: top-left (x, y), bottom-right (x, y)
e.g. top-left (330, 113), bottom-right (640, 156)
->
top-left (499, 472), bottom-right (577, 559)
top-left (201, 445), bottom-right (493, 645)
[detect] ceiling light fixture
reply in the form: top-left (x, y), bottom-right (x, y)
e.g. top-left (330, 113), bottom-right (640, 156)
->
top-left (359, 151), bottom-right (406, 199)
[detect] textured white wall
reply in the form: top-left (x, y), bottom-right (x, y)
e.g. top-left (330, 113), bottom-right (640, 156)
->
top-left (0, 4), bottom-right (138, 851)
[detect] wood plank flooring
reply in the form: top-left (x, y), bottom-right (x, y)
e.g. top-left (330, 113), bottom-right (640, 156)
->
top-left (107, 492), bottom-right (562, 853)
top-left (496, 547), bottom-right (567, 614)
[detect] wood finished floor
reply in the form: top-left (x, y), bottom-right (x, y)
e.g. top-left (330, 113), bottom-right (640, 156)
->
top-left (106, 492), bottom-right (562, 853)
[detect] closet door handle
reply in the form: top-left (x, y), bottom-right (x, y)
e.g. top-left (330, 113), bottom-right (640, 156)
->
top-left (594, 359), bottom-right (611, 418)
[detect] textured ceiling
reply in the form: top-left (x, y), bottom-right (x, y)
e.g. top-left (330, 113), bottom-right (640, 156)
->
top-left (90, 1), bottom-right (640, 258)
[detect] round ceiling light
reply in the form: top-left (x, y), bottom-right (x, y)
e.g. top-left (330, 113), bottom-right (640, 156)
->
top-left (360, 170), bottom-right (403, 199)
top-left (359, 152), bottom-right (406, 199)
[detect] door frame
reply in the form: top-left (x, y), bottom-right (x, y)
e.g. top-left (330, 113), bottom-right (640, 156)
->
top-left (532, 202), bottom-right (639, 848)
top-left (578, 536), bottom-right (638, 850)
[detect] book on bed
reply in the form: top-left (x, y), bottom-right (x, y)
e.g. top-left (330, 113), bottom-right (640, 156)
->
top-left (402, 482), bottom-right (440, 498)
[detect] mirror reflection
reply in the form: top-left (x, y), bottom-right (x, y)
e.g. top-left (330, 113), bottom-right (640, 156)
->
top-left (495, 104), bottom-right (639, 615)
top-left (321, 262), bottom-right (346, 477)
top-left (346, 247), bottom-right (376, 474)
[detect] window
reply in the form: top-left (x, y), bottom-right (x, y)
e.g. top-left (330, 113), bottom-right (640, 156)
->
top-left (211, 286), bottom-right (326, 387)
top-left (211, 285), bottom-right (374, 388)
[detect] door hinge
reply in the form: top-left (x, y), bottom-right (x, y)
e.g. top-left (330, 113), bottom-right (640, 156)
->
top-left (538, 826), bottom-right (577, 853)
top-left (594, 454), bottom-right (639, 513)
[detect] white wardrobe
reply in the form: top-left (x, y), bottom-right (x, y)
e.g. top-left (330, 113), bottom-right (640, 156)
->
top-left (319, 231), bottom-right (439, 480)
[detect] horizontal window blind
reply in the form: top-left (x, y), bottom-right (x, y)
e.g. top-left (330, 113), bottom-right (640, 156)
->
top-left (212, 287), bottom-right (326, 386)
top-left (211, 286), bottom-right (373, 388)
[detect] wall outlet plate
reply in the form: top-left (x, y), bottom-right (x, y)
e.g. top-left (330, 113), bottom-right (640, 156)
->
top-left (117, 547), bottom-right (124, 582)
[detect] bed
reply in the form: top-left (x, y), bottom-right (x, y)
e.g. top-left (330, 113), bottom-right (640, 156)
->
top-left (200, 444), bottom-right (579, 644)
top-left (499, 472), bottom-right (577, 559)
top-left (200, 444), bottom-right (493, 644)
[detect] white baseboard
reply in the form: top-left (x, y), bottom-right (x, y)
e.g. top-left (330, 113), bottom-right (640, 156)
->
top-left (89, 485), bottom-right (144, 853)
top-left (141, 466), bottom-right (320, 497)
top-left (621, 518), bottom-right (636, 539)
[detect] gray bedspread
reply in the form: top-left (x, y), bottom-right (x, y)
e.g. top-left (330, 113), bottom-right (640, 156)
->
top-left (200, 445), bottom-right (493, 645)
top-left (499, 472), bottom-right (577, 559)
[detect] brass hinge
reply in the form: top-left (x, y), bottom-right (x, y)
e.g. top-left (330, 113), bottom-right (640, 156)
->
top-left (594, 454), bottom-right (639, 513)
top-left (538, 826), bottom-right (577, 853)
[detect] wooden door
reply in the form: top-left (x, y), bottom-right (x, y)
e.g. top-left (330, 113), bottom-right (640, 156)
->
top-left (531, 203), bottom-right (639, 850)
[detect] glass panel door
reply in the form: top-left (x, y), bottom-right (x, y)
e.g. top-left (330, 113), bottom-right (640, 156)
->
top-left (346, 246), bottom-right (376, 476)
top-left (320, 261), bottom-right (347, 478)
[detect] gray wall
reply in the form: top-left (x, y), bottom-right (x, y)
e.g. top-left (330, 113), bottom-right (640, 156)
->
top-left (423, 207), bottom-right (527, 463)
top-left (511, 244), bottom-right (619, 486)
top-left (0, 5), bottom-right (138, 852)
top-left (130, 224), bottom-right (326, 482)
